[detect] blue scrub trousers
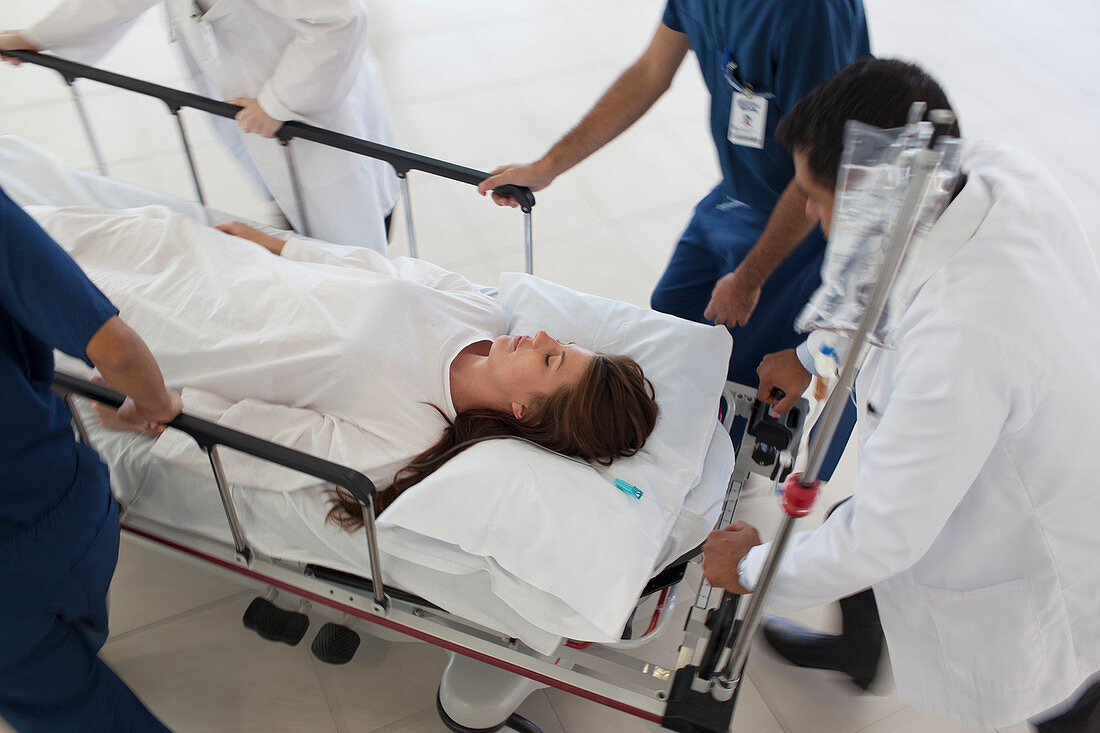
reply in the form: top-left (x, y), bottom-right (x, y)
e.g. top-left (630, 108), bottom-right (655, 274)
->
top-left (651, 185), bottom-right (856, 480)
top-left (0, 457), bottom-right (169, 733)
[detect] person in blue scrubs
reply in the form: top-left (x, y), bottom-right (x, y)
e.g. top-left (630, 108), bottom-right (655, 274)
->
top-left (478, 0), bottom-right (869, 480)
top-left (0, 186), bottom-right (181, 732)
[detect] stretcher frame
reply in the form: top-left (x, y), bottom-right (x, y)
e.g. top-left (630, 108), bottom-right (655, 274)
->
top-left (54, 372), bottom-right (798, 732)
top-left (10, 49), bottom-right (831, 731)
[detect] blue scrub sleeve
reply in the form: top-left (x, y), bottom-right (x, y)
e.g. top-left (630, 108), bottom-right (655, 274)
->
top-left (661, 1), bottom-right (683, 32)
top-left (0, 189), bottom-right (118, 366)
top-left (773, 3), bottom-right (868, 115)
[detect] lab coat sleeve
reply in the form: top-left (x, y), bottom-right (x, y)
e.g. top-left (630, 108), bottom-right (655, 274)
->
top-left (250, 0), bottom-right (369, 121)
top-left (740, 319), bottom-right (1035, 611)
top-left (280, 235), bottom-right (492, 297)
top-left (23, 0), bottom-right (160, 65)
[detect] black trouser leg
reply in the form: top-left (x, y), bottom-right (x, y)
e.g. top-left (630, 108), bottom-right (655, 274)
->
top-left (1033, 677), bottom-right (1100, 733)
top-left (762, 498), bottom-right (885, 689)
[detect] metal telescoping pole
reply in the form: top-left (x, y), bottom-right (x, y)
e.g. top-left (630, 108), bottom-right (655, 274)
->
top-left (64, 79), bottom-right (108, 177)
top-left (523, 209), bottom-right (533, 275)
top-left (280, 138), bottom-right (312, 238)
top-left (169, 107), bottom-right (208, 214)
top-left (399, 173), bottom-right (417, 258)
top-left (710, 148), bottom-right (945, 701)
top-left (206, 445), bottom-right (252, 563)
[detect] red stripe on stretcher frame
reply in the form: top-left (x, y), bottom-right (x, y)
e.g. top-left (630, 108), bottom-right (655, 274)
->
top-left (122, 524), bottom-right (664, 724)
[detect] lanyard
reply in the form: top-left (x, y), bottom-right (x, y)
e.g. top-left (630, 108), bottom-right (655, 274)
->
top-left (722, 51), bottom-right (773, 99)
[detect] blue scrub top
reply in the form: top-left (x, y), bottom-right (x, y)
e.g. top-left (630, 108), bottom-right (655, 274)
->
top-left (0, 188), bottom-right (119, 539)
top-left (663, 0), bottom-right (871, 212)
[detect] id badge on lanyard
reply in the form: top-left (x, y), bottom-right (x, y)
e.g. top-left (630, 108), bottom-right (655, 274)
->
top-left (724, 54), bottom-right (769, 150)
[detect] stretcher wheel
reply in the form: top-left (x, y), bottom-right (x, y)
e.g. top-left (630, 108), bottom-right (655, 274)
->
top-left (310, 622), bottom-right (361, 665)
top-left (241, 597), bottom-right (309, 646)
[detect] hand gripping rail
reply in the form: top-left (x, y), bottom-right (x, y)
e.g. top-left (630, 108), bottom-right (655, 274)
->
top-left (50, 370), bottom-right (389, 611)
top-left (6, 49), bottom-right (537, 273)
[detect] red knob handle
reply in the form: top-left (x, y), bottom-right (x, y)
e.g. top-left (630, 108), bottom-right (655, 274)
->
top-left (781, 472), bottom-right (821, 518)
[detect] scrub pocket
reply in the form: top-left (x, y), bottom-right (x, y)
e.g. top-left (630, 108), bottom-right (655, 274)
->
top-left (920, 578), bottom-right (1046, 694)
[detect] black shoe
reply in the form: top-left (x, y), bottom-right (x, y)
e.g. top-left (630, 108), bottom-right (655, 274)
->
top-left (761, 611), bottom-right (882, 690)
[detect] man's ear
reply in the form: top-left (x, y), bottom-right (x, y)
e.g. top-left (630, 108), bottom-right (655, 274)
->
top-left (511, 401), bottom-right (527, 421)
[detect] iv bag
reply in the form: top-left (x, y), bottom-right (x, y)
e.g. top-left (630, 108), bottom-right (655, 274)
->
top-left (795, 119), bottom-right (963, 348)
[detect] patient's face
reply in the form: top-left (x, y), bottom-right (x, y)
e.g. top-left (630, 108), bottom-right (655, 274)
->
top-left (487, 330), bottom-right (595, 413)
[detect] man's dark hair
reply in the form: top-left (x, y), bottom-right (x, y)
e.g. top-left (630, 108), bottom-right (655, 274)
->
top-left (776, 58), bottom-right (961, 188)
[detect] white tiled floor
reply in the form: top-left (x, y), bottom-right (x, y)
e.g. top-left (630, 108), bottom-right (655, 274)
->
top-left (3, 0), bottom-right (1098, 731)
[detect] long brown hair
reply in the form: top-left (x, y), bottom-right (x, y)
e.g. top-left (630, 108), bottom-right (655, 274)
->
top-left (326, 353), bottom-right (658, 530)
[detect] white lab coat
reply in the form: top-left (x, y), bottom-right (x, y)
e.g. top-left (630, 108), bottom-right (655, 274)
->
top-left (25, 0), bottom-right (400, 251)
top-left (741, 143), bottom-right (1100, 727)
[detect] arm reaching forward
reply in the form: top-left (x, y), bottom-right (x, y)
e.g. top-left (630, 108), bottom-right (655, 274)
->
top-left (477, 21), bottom-right (689, 207)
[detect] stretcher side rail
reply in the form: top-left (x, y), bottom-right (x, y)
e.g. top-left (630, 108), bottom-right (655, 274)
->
top-left (6, 49), bottom-right (538, 272)
top-left (6, 50), bottom-right (535, 209)
top-left (50, 370), bottom-right (388, 609)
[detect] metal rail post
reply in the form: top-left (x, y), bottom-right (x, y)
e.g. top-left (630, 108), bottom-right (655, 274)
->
top-left (168, 105), bottom-right (208, 213)
top-left (206, 445), bottom-right (251, 564)
top-left (399, 173), bottom-right (417, 258)
top-left (63, 77), bottom-right (108, 176)
top-left (523, 208), bottom-right (533, 275)
top-left (279, 136), bottom-right (311, 238)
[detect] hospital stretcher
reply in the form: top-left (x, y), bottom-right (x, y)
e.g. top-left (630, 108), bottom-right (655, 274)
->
top-left (5, 50), bottom-right (847, 732)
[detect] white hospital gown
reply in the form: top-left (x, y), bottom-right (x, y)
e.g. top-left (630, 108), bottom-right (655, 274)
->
top-left (28, 204), bottom-right (506, 489)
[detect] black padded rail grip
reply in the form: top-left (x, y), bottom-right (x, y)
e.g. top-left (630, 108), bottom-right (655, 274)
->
top-left (51, 370), bottom-right (377, 506)
top-left (7, 50), bottom-right (536, 210)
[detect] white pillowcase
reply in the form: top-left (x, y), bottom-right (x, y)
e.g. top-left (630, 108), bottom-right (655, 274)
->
top-left (378, 273), bottom-right (732, 640)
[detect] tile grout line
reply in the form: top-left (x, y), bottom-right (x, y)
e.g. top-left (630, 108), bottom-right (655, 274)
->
top-left (107, 589), bottom-right (253, 643)
top-left (308, 651), bottom-right (348, 733)
top-left (746, 667), bottom-right (799, 733)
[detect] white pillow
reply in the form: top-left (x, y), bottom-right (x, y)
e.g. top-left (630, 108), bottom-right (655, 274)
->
top-left (378, 274), bottom-right (732, 640)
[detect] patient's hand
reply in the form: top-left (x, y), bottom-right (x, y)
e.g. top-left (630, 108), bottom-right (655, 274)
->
top-left (215, 221), bottom-right (286, 256)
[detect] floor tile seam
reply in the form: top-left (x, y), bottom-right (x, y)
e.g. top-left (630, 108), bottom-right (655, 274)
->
top-left (744, 668), bottom-right (799, 733)
top-left (851, 706), bottom-right (914, 733)
top-left (308, 652), bottom-right (348, 733)
top-left (107, 589), bottom-right (253, 643)
top-left (535, 689), bottom-right (568, 733)
top-left (366, 703), bottom-right (438, 733)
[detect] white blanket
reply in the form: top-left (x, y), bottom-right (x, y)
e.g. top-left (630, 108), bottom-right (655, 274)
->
top-left (29, 204), bottom-right (505, 491)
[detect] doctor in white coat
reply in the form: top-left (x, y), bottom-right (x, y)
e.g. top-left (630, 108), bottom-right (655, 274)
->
top-left (0, 0), bottom-right (400, 252)
top-left (703, 58), bottom-right (1100, 731)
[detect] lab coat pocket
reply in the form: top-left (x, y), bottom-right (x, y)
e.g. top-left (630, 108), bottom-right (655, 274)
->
top-left (920, 579), bottom-right (1046, 694)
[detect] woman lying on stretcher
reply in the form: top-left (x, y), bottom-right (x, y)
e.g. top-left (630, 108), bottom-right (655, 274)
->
top-left (30, 205), bottom-right (658, 524)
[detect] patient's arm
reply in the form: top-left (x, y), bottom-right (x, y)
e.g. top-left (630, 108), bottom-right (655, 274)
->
top-left (215, 221), bottom-right (286, 255)
top-left (215, 221), bottom-right (491, 300)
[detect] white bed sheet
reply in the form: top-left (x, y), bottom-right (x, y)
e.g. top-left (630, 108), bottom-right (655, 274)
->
top-left (3, 135), bottom-right (734, 653)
